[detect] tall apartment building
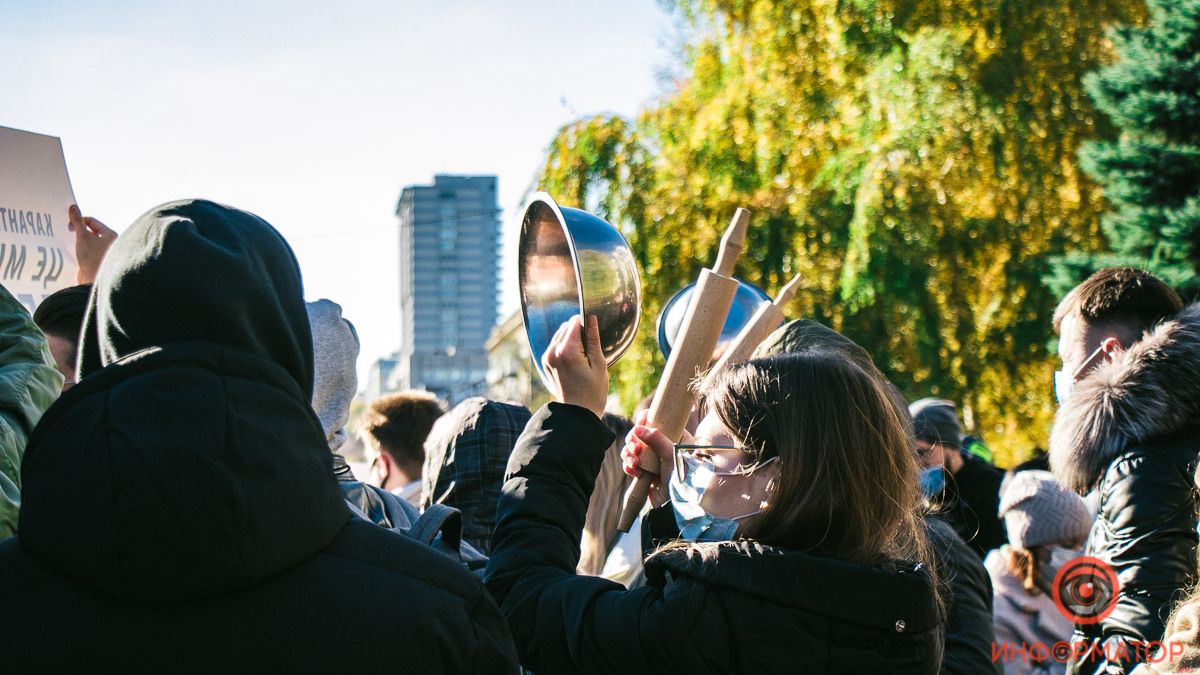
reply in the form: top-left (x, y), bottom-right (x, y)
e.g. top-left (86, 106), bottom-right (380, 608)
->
top-left (396, 175), bottom-right (500, 402)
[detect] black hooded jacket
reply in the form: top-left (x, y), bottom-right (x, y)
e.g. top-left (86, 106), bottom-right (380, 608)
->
top-left (1051, 304), bottom-right (1200, 675)
top-left (0, 199), bottom-right (517, 673)
top-left (484, 403), bottom-right (944, 674)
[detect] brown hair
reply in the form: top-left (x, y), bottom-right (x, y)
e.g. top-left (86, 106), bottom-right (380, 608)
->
top-left (360, 391), bottom-right (445, 474)
top-left (1004, 546), bottom-right (1049, 595)
top-left (578, 413), bottom-right (635, 576)
top-left (1053, 267), bottom-right (1183, 335)
top-left (699, 351), bottom-right (930, 565)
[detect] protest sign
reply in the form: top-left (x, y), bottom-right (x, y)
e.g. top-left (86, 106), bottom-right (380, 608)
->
top-left (0, 125), bottom-right (79, 312)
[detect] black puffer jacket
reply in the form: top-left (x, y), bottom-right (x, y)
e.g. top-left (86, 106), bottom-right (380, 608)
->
top-left (926, 515), bottom-right (1002, 674)
top-left (1051, 304), bottom-right (1200, 675)
top-left (0, 199), bottom-right (517, 673)
top-left (484, 403), bottom-right (944, 674)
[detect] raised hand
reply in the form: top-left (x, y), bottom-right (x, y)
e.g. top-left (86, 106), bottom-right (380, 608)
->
top-left (542, 314), bottom-right (609, 420)
top-left (68, 205), bottom-right (118, 285)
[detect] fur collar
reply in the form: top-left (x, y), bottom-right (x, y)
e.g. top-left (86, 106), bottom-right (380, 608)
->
top-left (1050, 303), bottom-right (1200, 494)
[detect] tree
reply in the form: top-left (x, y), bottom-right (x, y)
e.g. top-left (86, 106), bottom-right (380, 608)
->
top-left (1050, 0), bottom-right (1200, 296)
top-left (538, 0), bottom-right (1144, 465)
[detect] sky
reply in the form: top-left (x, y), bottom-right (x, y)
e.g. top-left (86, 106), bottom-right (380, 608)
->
top-left (1, 0), bottom-right (679, 385)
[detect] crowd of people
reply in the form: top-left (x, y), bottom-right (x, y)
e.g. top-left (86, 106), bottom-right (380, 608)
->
top-left (0, 198), bottom-right (1197, 675)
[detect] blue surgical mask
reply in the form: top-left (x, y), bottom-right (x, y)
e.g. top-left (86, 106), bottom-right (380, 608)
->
top-left (668, 457), bottom-right (773, 542)
top-left (919, 466), bottom-right (945, 497)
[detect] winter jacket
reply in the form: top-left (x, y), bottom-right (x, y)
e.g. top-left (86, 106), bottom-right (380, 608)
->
top-left (484, 402), bottom-right (944, 674)
top-left (0, 284), bottom-right (61, 540)
top-left (0, 199), bottom-right (517, 673)
top-left (1051, 303), bottom-right (1200, 675)
top-left (639, 499), bottom-right (994, 674)
top-left (423, 397), bottom-right (532, 555)
top-left (928, 515), bottom-right (1003, 675)
top-left (986, 547), bottom-right (1075, 675)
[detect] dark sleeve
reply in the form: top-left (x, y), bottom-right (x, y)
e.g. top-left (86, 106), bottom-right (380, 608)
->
top-left (641, 503), bottom-right (681, 557)
top-left (467, 590), bottom-right (522, 675)
top-left (483, 403), bottom-right (703, 674)
top-left (1090, 451), bottom-right (1198, 673)
top-left (975, 469), bottom-right (1007, 555)
top-left (926, 517), bottom-right (1002, 675)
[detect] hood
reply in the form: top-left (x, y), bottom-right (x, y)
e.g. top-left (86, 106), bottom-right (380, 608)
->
top-left (423, 397), bottom-right (531, 554)
top-left (77, 199), bottom-right (314, 392)
top-left (19, 199), bottom-right (348, 604)
top-left (646, 541), bottom-right (941, 636)
top-left (1051, 302), bottom-right (1200, 494)
top-left (306, 299), bottom-right (359, 452)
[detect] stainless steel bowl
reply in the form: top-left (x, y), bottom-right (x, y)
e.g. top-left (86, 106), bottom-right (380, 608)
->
top-left (518, 193), bottom-right (641, 388)
top-left (656, 279), bottom-right (773, 359)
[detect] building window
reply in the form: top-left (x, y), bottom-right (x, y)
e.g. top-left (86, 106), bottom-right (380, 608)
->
top-left (439, 201), bottom-right (456, 253)
top-left (440, 273), bottom-right (457, 300)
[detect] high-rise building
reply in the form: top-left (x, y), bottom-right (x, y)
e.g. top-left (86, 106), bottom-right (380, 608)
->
top-left (396, 175), bottom-right (500, 403)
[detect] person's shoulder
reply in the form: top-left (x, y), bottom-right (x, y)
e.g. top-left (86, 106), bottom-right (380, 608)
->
top-left (960, 452), bottom-right (1004, 485)
top-left (320, 517), bottom-right (485, 601)
top-left (1102, 430), bottom-right (1200, 487)
top-left (0, 535), bottom-right (75, 609)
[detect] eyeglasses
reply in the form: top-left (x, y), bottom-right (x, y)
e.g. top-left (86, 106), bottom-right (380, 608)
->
top-left (672, 443), bottom-right (778, 484)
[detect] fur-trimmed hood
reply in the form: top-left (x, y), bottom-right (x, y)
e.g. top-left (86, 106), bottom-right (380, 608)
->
top-left (1050, 303), bottom-right (1200, 494)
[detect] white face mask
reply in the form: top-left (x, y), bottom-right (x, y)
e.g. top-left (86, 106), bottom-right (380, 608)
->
top-left (1047, 545), bottom-right (1081, 572)
top-left (1036, 545), bottom-right (1084, 596)
top-left (1054, 344), bottom-right (1108, 404)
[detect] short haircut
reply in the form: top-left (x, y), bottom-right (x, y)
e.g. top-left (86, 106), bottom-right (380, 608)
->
top-left (1053, 268), bottom-right (1183, 336)
top-left (360, 392), bottom-right (445, 470)
top-left (33, 284), bottom-right (92, 342)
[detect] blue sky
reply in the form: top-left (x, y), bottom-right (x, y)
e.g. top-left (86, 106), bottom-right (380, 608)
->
top-left (1, 0), bottom-right (678, 384)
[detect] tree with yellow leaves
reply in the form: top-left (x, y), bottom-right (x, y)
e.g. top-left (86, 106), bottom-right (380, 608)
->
top-left (538, 0), bottom-right (1144, 465)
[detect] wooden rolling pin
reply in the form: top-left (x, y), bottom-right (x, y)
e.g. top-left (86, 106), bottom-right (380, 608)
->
top-left (616, 208), bottom-right (751, 533)
top-left (701, 273), bottom-right (803, 389)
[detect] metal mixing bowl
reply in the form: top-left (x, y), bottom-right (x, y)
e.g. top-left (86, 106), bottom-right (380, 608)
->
top-left (518, 193), bottom-right (641, 388)
top-left (656, 279), bottom-right (773, 359)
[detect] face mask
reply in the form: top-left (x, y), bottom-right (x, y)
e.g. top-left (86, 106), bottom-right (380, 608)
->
top-left (1035, 545), bottom-right (1083, 596)
top-left (918, 466), bottom-right (945, 497)
top-left (367, 454), bottom-right (386, 489)
top-left (668, 457), bottom-right (774, 542)
top-left (1055, 344), bottom-right (1108, 404)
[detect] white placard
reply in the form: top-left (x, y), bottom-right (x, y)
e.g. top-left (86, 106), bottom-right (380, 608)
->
top-left (0, 125), bottom-right (79, 312)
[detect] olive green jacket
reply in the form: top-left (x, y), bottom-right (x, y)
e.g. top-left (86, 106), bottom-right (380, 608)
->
top-left (0, 284), bottom-right (63, 540)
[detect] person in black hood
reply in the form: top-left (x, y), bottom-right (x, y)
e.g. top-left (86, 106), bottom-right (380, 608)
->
top-left (0, 199), bottom-right (517, 673)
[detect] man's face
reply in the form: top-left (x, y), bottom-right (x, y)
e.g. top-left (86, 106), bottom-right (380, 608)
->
top-left (1058, 314), bottom-right (1097, 383)
top-left (915, 440), bottom-right (945, 470)
top-left (1058, 313), bottom-right (1118, 383)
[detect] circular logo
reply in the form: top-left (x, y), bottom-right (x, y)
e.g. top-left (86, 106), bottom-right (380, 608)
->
top-left (1053, 556), bottom-right (1119, 625)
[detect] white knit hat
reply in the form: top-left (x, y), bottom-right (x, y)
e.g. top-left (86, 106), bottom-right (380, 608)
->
top-left (998, 470), bottom-right (1091, 549)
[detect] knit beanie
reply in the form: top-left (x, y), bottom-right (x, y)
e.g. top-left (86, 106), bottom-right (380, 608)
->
top-left (999, 470), bottom-right (1091, 550)
top-left (909, 398), bottom-right (963, 448)
top-left (306, 299), bottom-right (359, 452)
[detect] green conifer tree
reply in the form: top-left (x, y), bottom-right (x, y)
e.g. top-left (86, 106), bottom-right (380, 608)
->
top-left (1051, 0), bottom-right (1200, 295)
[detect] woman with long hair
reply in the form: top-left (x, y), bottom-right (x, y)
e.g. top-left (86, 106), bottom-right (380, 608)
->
top-left (483, 315), bottom-right (943, 673)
